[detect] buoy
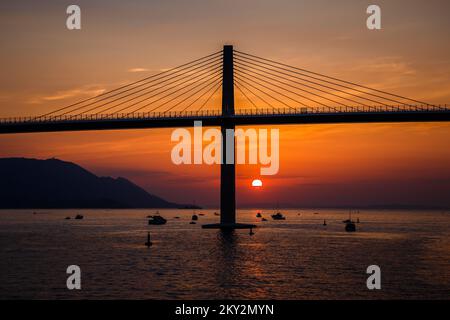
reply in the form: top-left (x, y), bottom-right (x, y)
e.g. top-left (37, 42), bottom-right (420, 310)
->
top-left (145, 232), bottom-right (152, 247)
top-left (249, 227), bottom-right (255, 236)
top-left (323, 219), bottom-right (327, 226)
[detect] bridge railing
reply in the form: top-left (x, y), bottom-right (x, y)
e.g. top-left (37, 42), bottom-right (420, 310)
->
top-left (0, 109), bottom-right (223, 124)
top-left (234, 104), bottom-right (449, 116)
top-left (0, 104), bottom-right (449, 124)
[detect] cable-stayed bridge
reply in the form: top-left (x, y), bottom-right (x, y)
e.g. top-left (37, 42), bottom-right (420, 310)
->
top-left (1, 46), bottom-right (449, 133)
top-left (1, 45), bottom-right (449, 229)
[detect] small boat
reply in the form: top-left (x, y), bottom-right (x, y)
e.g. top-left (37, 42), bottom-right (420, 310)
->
top-left (313, 212), bottom-right (319, 215)
top-left (345, 221), bottom-right (356, 232)
top-left (174, 216), bottom-right (180, 219)
top-left (261, 218), bottom-right (268, 222)
top-left (214, 212), bottom-right (219, 216)
top-left (189, 221), bottom-right (196, 225)
top-left (75, 214), bottom-right (84, 220)
top-left (344, 210), bottom-right (356, 232)
top-left (271, 212), bottom-right (286, 220)
top-left (148, 215), bottom-right (167, 225)
top-left (256, 212), bottom-right (262, 218)
top-left (191, 203), bottom-right (200, 221)
top-left (65, 217), bottom-right (71, 220)
top-left (271, 202), bottom-right (285, 220)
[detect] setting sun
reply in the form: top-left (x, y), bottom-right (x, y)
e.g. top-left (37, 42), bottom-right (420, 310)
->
top-left (252, 179), bottom-right (263, 188)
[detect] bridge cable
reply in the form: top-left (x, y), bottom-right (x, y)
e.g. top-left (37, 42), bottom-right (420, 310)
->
top-left (61, 61), bottom-right (222, 117)
top-left (235, 73), bottom-right (313, 110)
top-left (164, 76), bottom-right (223, 113)
top-left (84, 63), bottom-right (223, 116)
top-left (129, 70), bottom-right (223, 114)
top-left (140, 73), bottom-right (222, 115)
top-left (36, 51), bottom-right (222, 118)
top-left (235, 55), bottom-right (390, 109)
top-left (196, 81), bottom-right (222, 112)
top-left (235, 65), bottom-right (346, 109)
top-left (233, 78), bottom-right (277, 110)
top-left (234, 53), bottom-right (426, 110)
top-left (234, 54), bottom-right (397, 109)
top-left (235, 50), bottom-right (434, 109)
top-left (234, 58), bottom-right (377, 109)
top-left (68, 65), bottom-right (223, 118)
top-left (39, 50), bottom-right (223, 118)
top-left (180, 79), bottom-right (222, 113)
top-left (234, 81), bottom-right (259, 110)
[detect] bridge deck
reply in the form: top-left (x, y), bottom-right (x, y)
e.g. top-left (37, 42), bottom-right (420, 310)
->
top-left (0, 106), bottom-right (449, 134)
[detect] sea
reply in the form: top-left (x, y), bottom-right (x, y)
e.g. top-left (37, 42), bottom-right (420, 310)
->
top-left (0, 209), bottom-right (449, 299)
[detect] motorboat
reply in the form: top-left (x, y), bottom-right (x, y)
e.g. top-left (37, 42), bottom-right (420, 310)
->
top-left (271, 212), bottom-right (286, 220)
top-left (148, 215), bottom-right (167, 225)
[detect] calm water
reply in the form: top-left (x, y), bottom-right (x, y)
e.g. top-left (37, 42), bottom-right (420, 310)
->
top-left (1, 209), bottom-right (449, 299)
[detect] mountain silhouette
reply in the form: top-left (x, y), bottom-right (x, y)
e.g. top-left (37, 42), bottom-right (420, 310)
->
top-left (0, 157), bottom-right (187, 209)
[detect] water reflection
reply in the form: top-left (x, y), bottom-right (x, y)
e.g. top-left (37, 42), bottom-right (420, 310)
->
top-left (1, 209), bottom-right (450, 299)
top-left (212, 230), bottom-right (240, 297)
top-left (210, 229), bottom-right (272, 299)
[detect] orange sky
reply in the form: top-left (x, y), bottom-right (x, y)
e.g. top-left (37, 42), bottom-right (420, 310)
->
top-left (0, 0), bottom-right (449, 207)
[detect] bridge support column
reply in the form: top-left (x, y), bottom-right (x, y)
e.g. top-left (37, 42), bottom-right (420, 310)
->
top-left (203, 45), bottom-right (256, 230)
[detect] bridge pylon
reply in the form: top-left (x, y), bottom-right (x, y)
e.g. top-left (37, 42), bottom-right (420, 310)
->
top-left (202, 45), bottom-right (256, 231)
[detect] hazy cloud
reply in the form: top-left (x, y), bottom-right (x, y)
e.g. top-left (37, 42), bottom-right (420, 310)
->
top-left (128, 67), bottom-right (150, 73)
top-left (26, 86), bottom-right (106, 104)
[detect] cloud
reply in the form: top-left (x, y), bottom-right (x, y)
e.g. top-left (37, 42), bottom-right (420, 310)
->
top-left (127, 67), bottom-right (174, 73)
top-left (127, 67), bottom-right (150, 73)
top-left (26, 85), bottom-right (107, 104)
top-left (347, 56), bottom-right (416, 77)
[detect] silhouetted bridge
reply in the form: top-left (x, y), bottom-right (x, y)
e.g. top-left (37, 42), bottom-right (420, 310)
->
top-left (1, 45), bottom-right (449, 229)
top-left (1, 105), bottom-right (449, 133)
